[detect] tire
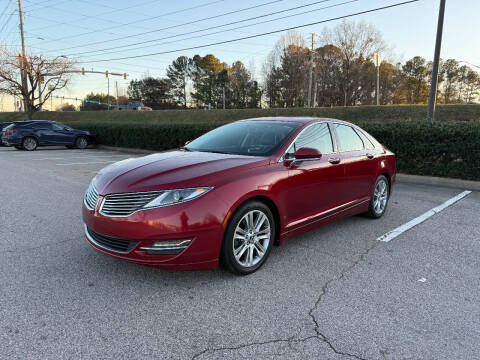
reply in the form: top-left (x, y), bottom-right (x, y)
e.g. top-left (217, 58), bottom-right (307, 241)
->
top-left (221, 200), bottom-right (275, 275)
top-left (22, 137), bottom-right (38, 151)
top-left (75, 137), bottom-right (88, 149)
top-left (366, 175), bottom-right (390, 218)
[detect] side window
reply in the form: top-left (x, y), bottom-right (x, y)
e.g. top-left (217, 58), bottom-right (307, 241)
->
top-left (31, 122), bottom-right (48, 129)
top-left (51, 123), bottom-right (64, 131)
top-left (333, 124), bottom-right (364, 152)
top-left (285, 123), bottom-right (334, 159)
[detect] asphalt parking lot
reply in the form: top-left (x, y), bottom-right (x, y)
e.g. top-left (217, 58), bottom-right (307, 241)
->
top-left (1, 146), bottom-right (479, 360)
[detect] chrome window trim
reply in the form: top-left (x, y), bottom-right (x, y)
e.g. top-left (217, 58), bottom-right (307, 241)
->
top-left (278, 121), bottom-right (335, 162)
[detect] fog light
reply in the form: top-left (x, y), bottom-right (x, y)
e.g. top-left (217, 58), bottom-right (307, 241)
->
top-left (140, 239), bottom-right (192, 255)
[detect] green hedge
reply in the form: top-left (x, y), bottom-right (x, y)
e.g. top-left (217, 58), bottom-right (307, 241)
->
top-left (71, 120), bottom-right (480, 181)
top-left (1, 104), bottom-right (480, 123)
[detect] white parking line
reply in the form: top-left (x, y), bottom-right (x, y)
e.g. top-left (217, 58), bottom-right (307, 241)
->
top-left (56, 161), bottom-right (117, 166)
top-left (377, 190), bottom-right (472, 242)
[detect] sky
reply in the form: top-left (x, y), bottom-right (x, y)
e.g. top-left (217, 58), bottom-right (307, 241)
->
top-left (0, 0), bottom-right (479, 111)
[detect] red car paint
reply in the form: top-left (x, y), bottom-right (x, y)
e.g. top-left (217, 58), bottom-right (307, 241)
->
top-left (82, 118), bottom-right (396, 270)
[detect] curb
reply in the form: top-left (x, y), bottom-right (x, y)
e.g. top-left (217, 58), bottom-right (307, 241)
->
top-left (397, 174), bottom-right (479, 191)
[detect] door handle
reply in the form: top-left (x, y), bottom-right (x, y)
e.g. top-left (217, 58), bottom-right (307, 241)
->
top-left (328, 157), bottom-right (341, 164)
top-left (366, 153), bottom-right (374, 159)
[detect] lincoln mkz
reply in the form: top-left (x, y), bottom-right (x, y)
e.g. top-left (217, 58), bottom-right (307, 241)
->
top-left (82, 117), bottom-right (396, 274)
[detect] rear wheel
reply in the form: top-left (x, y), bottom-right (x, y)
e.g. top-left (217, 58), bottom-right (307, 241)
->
top-left (221, 201), bottom-right (275, 275)
top-left (366, 175), bottom-right (389, 218)
top-left (22, 137), bottom-right (38, 151)
top-left (75, 137), bottom-right (88, 149)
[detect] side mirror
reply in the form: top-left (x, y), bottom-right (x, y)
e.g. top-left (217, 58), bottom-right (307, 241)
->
top-left (64, 127), bottom-right (71, 131)
top-left (287, 147), bottom-right (322, 167)
top-left (294, 147), bottom-right (322, 160)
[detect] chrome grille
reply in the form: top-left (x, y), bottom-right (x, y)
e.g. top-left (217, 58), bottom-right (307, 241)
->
top-left (100, 191), bottom-right (163, 217)
top-left (84, 182), bottom-right (99, 210)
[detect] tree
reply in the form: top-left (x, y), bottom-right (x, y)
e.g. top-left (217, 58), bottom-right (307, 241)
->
top-left (191, 54), bottom-right (227, 107)
top-left (440, 59), bottom-right (459, 104)
top-left (80, 93), bottom-right (116, 111)
top-left (167, 56), bottom-right (192, 108)
top-left (229, 61), bottom-right (251, 108)
top-left (0, 47), bottom-right (75, 119)
top-left (464, 69), bottom-right (480, 102)
top-left (57, 103), bottom-right (76, 111)
top-left (401, 56), bottom-right (429, 104)
top-left (127, 77), bottom-right (174, 109)
top-left (320, 20), bottom-right (386, 106)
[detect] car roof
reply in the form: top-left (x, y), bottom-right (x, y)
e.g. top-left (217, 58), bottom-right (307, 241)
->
top-left (239, 117), bottom-right (351, 125)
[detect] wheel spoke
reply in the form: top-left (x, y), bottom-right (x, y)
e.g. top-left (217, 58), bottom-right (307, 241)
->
top-left (247, 245), bottom-right (254, 266)
top-left (234, 243), bottom-right (248, 260)
top-left (254, 213), bottom-right (267, 232)
top-left (254, 241), bottom-right (266, 255)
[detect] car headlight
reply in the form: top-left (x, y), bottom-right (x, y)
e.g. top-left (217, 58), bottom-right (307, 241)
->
top-left (143, 187), bottom-right (213, 209)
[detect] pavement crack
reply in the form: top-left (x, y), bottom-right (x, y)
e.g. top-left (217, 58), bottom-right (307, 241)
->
top-left (308, 241), bottom-right (379, 360)
top-left (191, 336), bottom-right (297, 359)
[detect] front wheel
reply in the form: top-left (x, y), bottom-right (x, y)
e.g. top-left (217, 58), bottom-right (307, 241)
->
top-left (366, 175), bottom-right (390, 218)
top-left (221, 201), bottom-right (275, 275)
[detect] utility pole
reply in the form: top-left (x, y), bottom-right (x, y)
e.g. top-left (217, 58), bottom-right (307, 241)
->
top-left (307, 33), bottom-right (315, 107)
top-left (374, 53), bottom-right (381, 106)
top-left (17, 0), bottom-right (28, 114)
top-left (427, 0), bottom-right (446, 122)
top-left (107, 76), bottom-right (110, 110)
top-left (115, 81), bottom-right (119, 110)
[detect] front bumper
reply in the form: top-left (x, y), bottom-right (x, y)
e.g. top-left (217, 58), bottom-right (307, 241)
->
top-left (82, 192), bottom-right (229, 270)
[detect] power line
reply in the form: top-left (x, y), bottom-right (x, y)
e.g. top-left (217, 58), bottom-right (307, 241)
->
top-left (65, 0), bottom-right (337, 57)
top-left (31, 0), bottom-right (227, 46)
top-left (85, 0), bottom-right (420, 63)
top-left (73, 0), bottom-right (360, 59)
top-left (42, 0), bottom-right (285, 51)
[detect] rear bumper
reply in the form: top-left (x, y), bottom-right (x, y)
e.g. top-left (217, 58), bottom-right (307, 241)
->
top-left (82, 192), bottom-right (229, 270)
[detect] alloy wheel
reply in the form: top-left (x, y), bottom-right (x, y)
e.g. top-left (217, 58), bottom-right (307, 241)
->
top-left (232, 210), bottom-right (271, 268)
top-left (373, 179), bottom-right (388, 215)
top-left (76, 137), bottom-right (88, 149)
top-left (23, 137), bottom-right (37, 151)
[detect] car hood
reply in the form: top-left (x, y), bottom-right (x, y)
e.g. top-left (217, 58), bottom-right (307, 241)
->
top-left (94, 150), bottom-right (269, 194)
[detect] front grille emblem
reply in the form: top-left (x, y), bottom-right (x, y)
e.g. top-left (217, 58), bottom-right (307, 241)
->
top-left (95, 196), bottom-right (104, 212)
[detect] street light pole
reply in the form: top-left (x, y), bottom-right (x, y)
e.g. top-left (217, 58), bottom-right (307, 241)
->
top-left (17, 0), bottom-right (29, 114)
top-left (427, 0), bottom-right (446, 122)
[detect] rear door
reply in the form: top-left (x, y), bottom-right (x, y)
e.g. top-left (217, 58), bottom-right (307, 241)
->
top-left (331, 123), bottom-right (379, 203)
top-left (285, 122), bottom-right (344, 227)
top-left (31, 122), bottom-right (54, 145)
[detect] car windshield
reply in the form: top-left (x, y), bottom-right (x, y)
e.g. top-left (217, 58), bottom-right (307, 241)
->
top-left (186, 121), bottom-right (301, 156)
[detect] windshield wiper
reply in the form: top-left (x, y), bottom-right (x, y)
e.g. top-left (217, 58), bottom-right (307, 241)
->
top-left (179, 146), bottom-right (193, 152)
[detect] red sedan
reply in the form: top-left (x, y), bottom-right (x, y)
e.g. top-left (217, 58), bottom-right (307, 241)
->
top-left (83, 117), bottom-right (396, 274)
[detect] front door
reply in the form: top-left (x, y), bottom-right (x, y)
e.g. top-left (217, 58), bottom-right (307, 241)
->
top-left (285, 122), bottom-right (344, 228)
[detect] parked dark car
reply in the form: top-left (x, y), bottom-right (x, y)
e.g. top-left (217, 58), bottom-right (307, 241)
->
top-left (1, 120), bottom-right (94, 151)
top-left (0, 122), bottom-right (13, 146)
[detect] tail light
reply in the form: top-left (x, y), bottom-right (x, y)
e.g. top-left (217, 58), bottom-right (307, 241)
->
top-left (6, 129), bottom-right (17, 134)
